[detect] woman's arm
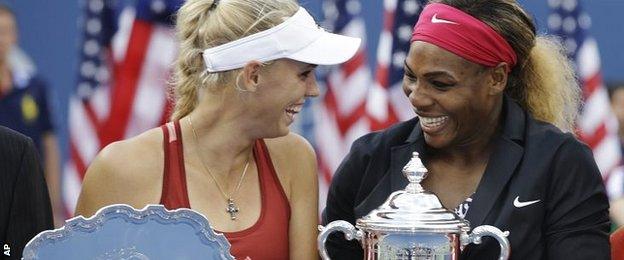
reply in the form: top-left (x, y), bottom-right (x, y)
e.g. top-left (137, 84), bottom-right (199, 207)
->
top-left (74, 143), bottom-right (125, 218)
top-left (74, 140), bottom-right (155, 218)
top-left (285, 134), bottom-right (319, 260)
top-left (74, 128), bottom-right (164, 218)
top-left (321, 137), bottom-right (370, 260)
top-left (545, 137), bottom-right (611, 259)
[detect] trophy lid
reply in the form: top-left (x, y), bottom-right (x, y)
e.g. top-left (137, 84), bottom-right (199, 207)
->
top-left (356, 152), bottom-right (470, 233)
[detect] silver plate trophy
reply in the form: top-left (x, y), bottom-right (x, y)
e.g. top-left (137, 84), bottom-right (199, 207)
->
top-left (319, 152), bottom-right (510, 260)
top-left (22, 204), bottom-right (234, 260)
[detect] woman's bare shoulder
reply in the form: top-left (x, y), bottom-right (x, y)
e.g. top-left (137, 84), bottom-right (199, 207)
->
top-left (75, 127), bottom-right (165, 216)
top-left (264, 133), bottom-right (317, 190)
top-left (265, 132), bottom-right (316, 167)
top-left (95, 127), bottom-right (164, 175)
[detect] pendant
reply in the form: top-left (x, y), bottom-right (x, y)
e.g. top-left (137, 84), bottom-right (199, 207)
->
top-left (226, 198), bottom-right (239, 220)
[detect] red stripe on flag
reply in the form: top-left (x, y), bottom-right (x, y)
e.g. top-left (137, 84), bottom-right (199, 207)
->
top-left (376, 64), bottom-right (389, 88)
top-left (83, 100), bottom-right (102, 131)
top-left (383, 9), bottom-right (395, 31)
top-left (336, 102), bottom-right (367, 135)
top-left (342, 50), bottom-right (366, 78)
top-left (583, 72), bottom-right (602, 99)
top-left (579, 122), bottom-right (607, 149)
top-left (70, 142), bottom-right (88, 180)
top-left (369, 104), bottom-right (399, 131)
top-left (323, 85), bottom-right (338, 118)
top-left (318, 156), bottom-right (333, 184)
top-left (323, 81), bottom-right (368, 136)
top-left (102, 20), bottom-right (153, 146)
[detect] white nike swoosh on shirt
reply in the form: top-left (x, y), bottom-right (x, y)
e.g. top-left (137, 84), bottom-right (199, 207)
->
top-left (513, 196), bottom-right (540, 208)
top-left (431, 13), bottom-right (459, 25)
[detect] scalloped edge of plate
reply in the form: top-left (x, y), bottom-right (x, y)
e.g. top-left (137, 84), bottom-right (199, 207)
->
top-left (22, 204), bottom-right (234, 260)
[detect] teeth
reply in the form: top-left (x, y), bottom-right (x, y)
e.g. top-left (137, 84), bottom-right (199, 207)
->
top-left (419, 116), bottom-right (448, 127)
top-left (286, 105), bottom-right (303, 114)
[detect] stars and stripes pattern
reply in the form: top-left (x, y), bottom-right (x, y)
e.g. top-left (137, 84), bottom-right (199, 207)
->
top-left (62, 0), bottom-right (181, 217)
top-left (313, 0), bottom-right (423, 209)
top-left (369, 0), bottom-right (424, 130)
top-left (314, 0), bottom-right (373, 209)
top-left (548, 0), bottom-right (623, 199)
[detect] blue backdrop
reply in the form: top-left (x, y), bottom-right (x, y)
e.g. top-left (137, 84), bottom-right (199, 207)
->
top-left (4, 0), bottom-right (624, 163)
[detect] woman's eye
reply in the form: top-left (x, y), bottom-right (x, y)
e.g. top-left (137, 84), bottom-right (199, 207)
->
top-left (432, 81), bottom-right (454, 90)
top-left (300, 71), bottom-right (312, 79)
top-left (403, 73), bottom-right (417, 82)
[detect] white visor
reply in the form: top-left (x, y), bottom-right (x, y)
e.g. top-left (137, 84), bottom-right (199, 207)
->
top-left (202, 7), bottom-right (361, 72)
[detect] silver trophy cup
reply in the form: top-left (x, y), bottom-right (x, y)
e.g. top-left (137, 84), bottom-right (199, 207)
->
top-left (319, 152), bottom-right (510, 260)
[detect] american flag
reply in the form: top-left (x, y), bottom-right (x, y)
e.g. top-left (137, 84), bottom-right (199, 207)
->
top-left (313, 0), bottom-right (423, 209)
top-left (369, 0), bottom-right (424, 130)
top-left (548, 0), bottom-right (624, 199)
top-left (314, 0), bottom-right (373, 209)
top-left (62, 0), bottom-right (181, 217)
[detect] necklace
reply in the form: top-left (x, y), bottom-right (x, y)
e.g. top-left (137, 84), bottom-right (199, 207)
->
top-left (188, 116), bottom-right (250, 221)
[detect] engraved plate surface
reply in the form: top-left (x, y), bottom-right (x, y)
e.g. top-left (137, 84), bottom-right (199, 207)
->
top-left (377, 233), bottom-right (454, 260)
top-left (22, 204), bottom-right (234, 260)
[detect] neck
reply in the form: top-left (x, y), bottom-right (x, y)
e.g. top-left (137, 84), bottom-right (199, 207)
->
top-left (181, 97), bottom-right (256, 177)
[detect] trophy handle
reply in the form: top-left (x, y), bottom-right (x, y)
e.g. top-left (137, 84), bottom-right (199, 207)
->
top-left (462, 225), bottom-right (510, 260)
top-left (317, 220), bottom-right (363, 260)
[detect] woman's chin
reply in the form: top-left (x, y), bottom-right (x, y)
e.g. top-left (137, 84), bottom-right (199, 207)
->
top-left (423, 133), bottom-right (452, 150)
top-left (266, 124), bottom-right (291, 139)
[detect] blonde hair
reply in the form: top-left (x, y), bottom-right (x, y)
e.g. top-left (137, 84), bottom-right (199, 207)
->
top-left (519, 36), bottom-right (579, 132)
top-left (435, 0), bottom-right (580, 133)
top-left (170, 0), bottom-right (299, 120)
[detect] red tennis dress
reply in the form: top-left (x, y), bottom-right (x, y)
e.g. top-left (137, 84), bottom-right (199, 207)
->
top-left (159, 121), bottom-right (291, 259)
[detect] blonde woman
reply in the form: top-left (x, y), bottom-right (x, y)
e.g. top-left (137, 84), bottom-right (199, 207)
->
top-left (75, 0), bottom-right (360, 259)
top-left (323, 0), bottom-right (610, 259)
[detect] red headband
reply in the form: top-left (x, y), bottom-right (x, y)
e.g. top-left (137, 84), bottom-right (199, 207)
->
top-left (411, 3), bottom-right (517, 72)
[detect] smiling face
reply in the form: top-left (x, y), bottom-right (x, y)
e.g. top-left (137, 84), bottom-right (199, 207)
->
top-left (251, 59), bottom-right (319, 137)
top-left (403, 41), bottom-right (504, 150)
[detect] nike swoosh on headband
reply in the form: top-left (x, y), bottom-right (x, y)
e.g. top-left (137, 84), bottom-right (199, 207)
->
top-left (431, 13), bottom-right (459, 25)
top-left (513, 196), bottom-right (540, 208)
